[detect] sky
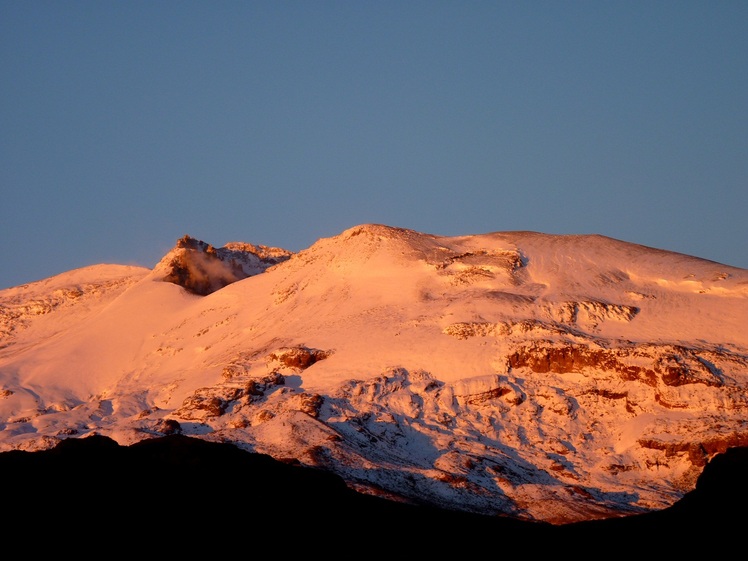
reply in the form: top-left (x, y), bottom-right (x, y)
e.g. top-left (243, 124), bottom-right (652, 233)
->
top-left (2, 0), bottom-right (747, 290)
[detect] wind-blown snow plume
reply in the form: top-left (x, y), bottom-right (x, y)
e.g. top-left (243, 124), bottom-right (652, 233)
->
top-left (155, 235), bottom-right (292, 295)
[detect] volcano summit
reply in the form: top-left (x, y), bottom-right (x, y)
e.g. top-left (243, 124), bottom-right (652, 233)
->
top-left (1, 224), bottom-right (747, 525)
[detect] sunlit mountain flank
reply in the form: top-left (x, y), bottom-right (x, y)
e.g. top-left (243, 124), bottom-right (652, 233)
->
top-left (1, 224), bottom-right (747, 545)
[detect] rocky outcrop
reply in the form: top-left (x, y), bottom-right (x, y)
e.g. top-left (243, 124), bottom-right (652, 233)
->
top-left (158, 235), bottom-right (292, 295)
top-left (266, 346), bottom-right (333, 371)
top-left (541, 300), bottom-right (639, 328)
top-left (174, 386), bottom-right (244, 419)
top-left (638, 431), bottom-right (748, 467)
top-left (174, 372), bottom-right (287, 421)
top-left (506, 342), bottom-right (730, 387)
top-left (173, 346), bottom-right (334, 425)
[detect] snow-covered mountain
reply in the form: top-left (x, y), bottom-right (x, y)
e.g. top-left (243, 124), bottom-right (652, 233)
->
top-left (1, 223), bottom-right (747, 525)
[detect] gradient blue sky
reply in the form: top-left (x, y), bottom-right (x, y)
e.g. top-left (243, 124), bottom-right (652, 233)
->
top-left (2, 1), bottom-right (747, 289)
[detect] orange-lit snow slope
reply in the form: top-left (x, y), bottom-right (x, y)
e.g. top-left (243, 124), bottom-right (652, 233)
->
top-left (2, 224), bottom-right (747, 524)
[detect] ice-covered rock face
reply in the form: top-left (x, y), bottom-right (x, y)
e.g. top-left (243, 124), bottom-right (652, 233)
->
top-left (156, 235), bottom-right (293, 295)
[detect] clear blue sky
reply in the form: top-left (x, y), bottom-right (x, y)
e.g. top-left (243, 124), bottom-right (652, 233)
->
top-left (2, 1), bottom-right (747, 289)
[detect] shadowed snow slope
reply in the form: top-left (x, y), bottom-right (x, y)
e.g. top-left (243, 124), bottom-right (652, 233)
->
top-left (1, 223), bottom-right (747, 524)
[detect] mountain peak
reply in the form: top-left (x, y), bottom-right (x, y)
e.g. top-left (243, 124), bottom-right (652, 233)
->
top-left (340, 223), bottom-right (427, 240)
top-left (153, 235), bottom-right (293, 295)
top-left (1, 224), bottom-right (747, 526)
